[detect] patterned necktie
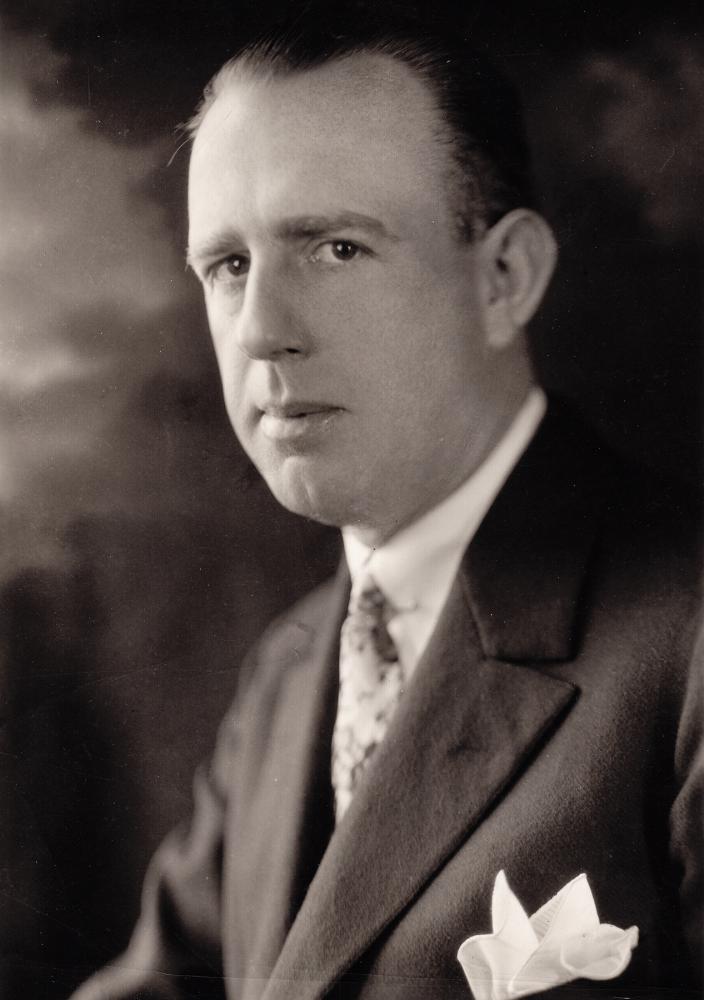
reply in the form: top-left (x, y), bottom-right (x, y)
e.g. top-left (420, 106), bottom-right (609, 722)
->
top-left (331, 576), bottom-right (405, 822)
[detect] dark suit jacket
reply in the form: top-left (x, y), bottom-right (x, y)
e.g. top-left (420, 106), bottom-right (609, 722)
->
top-left (74, 405), bottom-right (703, 1000)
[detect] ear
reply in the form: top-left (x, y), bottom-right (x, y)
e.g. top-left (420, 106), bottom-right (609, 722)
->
top-left (479, 209), bottom-right (558, 349)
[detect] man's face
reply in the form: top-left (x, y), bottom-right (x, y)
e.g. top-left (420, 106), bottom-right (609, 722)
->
top-left (188, 54), bottom-right (503, 543)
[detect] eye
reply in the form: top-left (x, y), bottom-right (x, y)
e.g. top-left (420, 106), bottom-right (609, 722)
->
top-left (210, 254), bottom-right (250, 284)
top-left (313, 240), bottom-right (363, 264)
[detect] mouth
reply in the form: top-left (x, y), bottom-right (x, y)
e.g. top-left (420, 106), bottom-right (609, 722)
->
top-left (258, 401), bottom-right (343, 441)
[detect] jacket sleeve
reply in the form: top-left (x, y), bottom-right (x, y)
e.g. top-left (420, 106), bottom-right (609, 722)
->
top-left (670, 619), bottom-right (704, 987)
top-left (70, 699), bottom-right (241, 1000)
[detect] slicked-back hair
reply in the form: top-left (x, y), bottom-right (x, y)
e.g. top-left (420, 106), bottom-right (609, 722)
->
top-left (187, 2), bottom-right (535, 239)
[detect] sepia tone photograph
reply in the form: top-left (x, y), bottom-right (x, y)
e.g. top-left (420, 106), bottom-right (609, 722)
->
top-left (1, 1), bottom-right (702, 997)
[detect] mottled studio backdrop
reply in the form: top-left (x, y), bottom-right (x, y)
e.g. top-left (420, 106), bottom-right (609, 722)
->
top-left (0, 1), bottom-right (702, 996)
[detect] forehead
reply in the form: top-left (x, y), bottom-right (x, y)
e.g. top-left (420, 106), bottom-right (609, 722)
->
top-left (187, 53), bottom-right (458, 244)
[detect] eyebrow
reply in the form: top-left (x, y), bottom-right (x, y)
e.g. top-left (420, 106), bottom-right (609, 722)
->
top-left (275, 212), bottom-right (397, 242)
top-left (187, 212), bottom-right (397, 269)
top-left (186, 228), bottom-right (243, 270)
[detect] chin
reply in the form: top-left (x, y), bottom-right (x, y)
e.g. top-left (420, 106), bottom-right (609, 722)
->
top-left (262, 461), bottom-right (359, 530)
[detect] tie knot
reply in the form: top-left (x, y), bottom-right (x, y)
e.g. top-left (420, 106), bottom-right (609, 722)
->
top-left (345, 577), bottom-right (398, 663)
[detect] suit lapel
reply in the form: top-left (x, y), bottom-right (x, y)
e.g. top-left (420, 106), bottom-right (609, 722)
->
top-left (236, 562), bottom-right (349, 1000)
top-left (259, 404), bottom-right (612, 1000)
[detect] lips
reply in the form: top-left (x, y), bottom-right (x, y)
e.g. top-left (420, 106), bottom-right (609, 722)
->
top-left (258, 401), bottom-right (343, 442)
top-left (260, 402), bottom-right (334, 419)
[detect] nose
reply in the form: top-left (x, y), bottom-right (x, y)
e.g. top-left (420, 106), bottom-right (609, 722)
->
top-left (235, 263), bottom-right (307, 361)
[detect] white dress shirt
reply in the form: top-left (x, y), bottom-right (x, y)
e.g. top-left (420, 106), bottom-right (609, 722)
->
top-left (342, 388), bottom-right (546, 676)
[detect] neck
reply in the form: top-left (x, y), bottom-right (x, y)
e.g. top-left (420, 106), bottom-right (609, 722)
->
top-left (347, 376), bottom-right (538, 549)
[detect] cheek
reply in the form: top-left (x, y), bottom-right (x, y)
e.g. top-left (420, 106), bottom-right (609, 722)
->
top-left (205, 301), bottom-right (241, 380)
top-left (204, 324), bottom-right (250, 438)
top-left (333, 286), bottom-right (441, 392)
top-left (205, 296), bottom-right (233, 357)
top-left (317, 277), bottom-right (427, 369)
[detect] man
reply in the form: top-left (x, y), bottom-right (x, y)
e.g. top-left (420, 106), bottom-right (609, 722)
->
top-left (74, 6), bottom-right (702, 999)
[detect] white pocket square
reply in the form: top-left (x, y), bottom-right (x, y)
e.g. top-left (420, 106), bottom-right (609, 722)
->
top-left (457, 870), bottom-right (638, 1000)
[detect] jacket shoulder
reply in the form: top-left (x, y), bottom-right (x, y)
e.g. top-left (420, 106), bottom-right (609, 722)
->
top-left (596, 444), bottom-right (702, 599)
top-left (233, 567), bottom-right (346, 704)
